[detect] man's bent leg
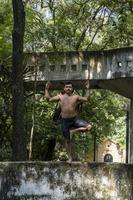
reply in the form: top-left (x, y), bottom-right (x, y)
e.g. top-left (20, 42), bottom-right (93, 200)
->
top-left (70, 119), bottom-right (92, 138)
top-left (70, 127), bottom-right (87, 134)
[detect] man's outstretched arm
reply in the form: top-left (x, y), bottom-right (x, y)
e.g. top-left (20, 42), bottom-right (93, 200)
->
top-left (45, 81), bottom-right (60, 102)
top-left (77, 79), bottom-right (90, 102)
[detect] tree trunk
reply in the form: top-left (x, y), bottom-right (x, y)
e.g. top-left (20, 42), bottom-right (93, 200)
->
top-left (44, 139), bottom-right (56, 161)
top-left (29, 55), bottom-right (38, 160)
top-left (12, 0), bottom-right (26, 160)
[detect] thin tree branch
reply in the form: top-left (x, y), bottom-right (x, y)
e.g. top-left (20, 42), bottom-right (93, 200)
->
top-left (75, 5), bottom-right (102, 50)
top-left (85, 6), bottom-right (115, 50)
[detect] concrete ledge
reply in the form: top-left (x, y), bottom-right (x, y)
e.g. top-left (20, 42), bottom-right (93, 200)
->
top-left (0, 162), bottom-right (133, 200)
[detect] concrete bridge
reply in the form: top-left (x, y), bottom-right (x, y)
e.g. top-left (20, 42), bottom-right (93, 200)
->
top-left (24, 47), bottom-right (133, 163)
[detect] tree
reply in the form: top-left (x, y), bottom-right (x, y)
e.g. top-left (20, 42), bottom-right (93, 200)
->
top-left (12, 0), bottom-right (26, 160)
top-left (24, 0), bottom-right (133, 51)
top-left (0, 0), bottom-right (12, 59)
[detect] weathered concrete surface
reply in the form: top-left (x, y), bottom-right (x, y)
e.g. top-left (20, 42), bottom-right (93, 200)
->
top-left (0, 162), bottom-right (133, 200)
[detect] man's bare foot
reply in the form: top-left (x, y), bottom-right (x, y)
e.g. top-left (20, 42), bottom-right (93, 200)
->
top-left (66, 158), bottom-right (72, 164)
top-left (87, 124), bottom-right (92, 131)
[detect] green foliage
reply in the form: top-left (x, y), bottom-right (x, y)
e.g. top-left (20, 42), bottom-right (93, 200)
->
top-left (86, 90), bottom-right (127, 140)
top-left (24, 0), bottom-right (133, 51)
top-left (24, 93), bottom-right (62, 160)
top-left (0, 0), bottom-right (12, 60)
top-left (0, 63), bottom-right (12, 161)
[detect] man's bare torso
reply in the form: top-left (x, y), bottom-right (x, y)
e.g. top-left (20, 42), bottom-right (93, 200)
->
top-left (59, 93), bottom-right (78, 118)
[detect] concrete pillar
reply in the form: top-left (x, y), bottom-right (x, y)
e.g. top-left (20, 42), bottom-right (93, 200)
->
top-left (129, 98), bottom-right (133, 163)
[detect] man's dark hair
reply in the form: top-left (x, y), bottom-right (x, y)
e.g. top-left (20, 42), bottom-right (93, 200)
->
top-left (64, 81), bottom-right (74, 87)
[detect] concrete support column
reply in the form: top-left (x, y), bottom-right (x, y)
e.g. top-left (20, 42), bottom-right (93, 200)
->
top-left (129, 98), bottom-right (133, 163)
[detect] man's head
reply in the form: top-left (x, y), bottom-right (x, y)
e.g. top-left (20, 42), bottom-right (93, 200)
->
top-left (63, 82), bottom-right (74, 94)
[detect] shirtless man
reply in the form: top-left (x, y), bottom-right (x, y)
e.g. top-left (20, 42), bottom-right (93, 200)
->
top-left (45, 81), bottom-right (92, 163)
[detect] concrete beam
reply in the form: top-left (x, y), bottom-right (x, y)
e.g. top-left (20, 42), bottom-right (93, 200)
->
top-left (98, 78), bottom-right (133, 98)
top-left (24, 78), bottom-right (133, 98)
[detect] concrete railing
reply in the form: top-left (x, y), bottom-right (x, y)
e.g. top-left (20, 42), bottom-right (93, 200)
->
top-left (0, 162), bottom-right (133, 200)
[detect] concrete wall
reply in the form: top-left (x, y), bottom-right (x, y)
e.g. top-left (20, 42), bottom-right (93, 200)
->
top-left (0, 162), bottom-right (133, 200)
